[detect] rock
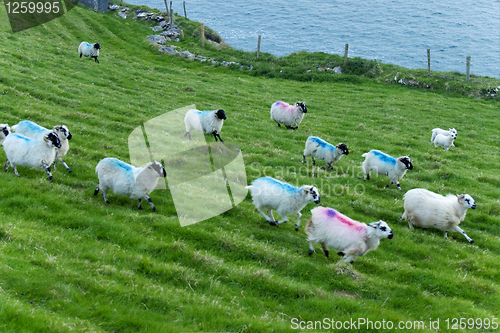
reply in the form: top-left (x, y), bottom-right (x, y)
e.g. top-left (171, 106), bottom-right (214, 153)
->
top-left (179, 51), bottom-right (195, 59)
top-left (148, 35), bottom-right (167, 45)
top-left (333, 66), bottom-right (342, 74)
top-left (156, 16), bottom-right (165, 21)
top-left (118, 12), bottom-right (126, 19)
top-left (108, 4), bottom-right (120, 10)
top-left (174, 38), bottom-right (180, 42)
top-left (159, 20), bottom-right (168, 28)
top-left (137, 12), bottom-right (148, 19)
top-left (159, 46), bottom-right (178, 54)
top-left (136, 9), bottom-right (141, 14)
top-left (152, 26), bottom-right (164, 32)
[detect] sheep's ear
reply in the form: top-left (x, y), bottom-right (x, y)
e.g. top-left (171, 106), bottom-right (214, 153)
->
top-left (457, 194), bottom-right (465, 203)
top-left (303, 187), bottom-right (310, 195)
top-left (43, 134), bottom-right (49, 142)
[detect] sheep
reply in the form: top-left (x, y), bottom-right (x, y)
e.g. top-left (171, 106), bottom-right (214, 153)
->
top-left (94, 158), bottom-right (166, 212)
top-left (399, 188), bottom-right (476, 243)
top-left (303, 136), bottom-right (349, 170)
top-left (184, 109), bottom-right (226, 142)
top-left (11, 120), bottom-right (73, 172)
top-left (270, 101), bottom-right (307, 129)
top-left (78, 42), bottom-right (101, 63)
top-left (431, 127), bottom-right (457, 144)
top-left (362, 149), bottom-right (413, 191)
top-left (245, 176), bottom-right (320, 231)
top-left (2, 132), bottom-right (61, 181)
top-left (433, 132), bottom-right (456, 151)
top-left (0, 124), bottom-right (10, 143)
top-left (306, 206), bottom-right (393, 263)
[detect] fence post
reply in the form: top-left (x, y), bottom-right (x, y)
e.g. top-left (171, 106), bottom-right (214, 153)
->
top-left (164, 0), bottom-right (169, 20)
top-left (427, 49), bottom-right (431, 75)
top-left (201, 22), bottom-right (205, 47)
top-left (181, 29), bottom-right (185, 39)
top-left (343, 43), bottom-right (349, 65)
top-left (466, 56), bottom-right (471, 81)
top-left (257, 35), bottom-right (262, 59)
top-left (183, 1), bottom-right (187, 19)
top-left (169, 1), bottom-right (173, 25)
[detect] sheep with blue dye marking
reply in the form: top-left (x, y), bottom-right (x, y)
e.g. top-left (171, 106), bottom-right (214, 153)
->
top-left (303, 136), bottom-right (349, 170)
top-left (306, 206), bottom-right (393, 263)
top-left (94, 158), bottom-right (166, 212)
top-left (399, 188), bottom-right (476, 243)
top-left (431, 127), bottom-right (457, 144)
top-left (184, 108), bottom-right (226, 142)
top-left (433, 132), bottom-right (456, 151)
top-left (12, 120), bottom-right (73, 172)
top-left (78, 42), bottom-right (101, 63)
top-left (270, 101), bottom-right (307, 129)
top-left (0, 124), bottom-right (10, 143)
top-left (245, 176), bottom-right (320, 231)
top-left (2, 132), bottom-right (61, 181)
top-left (362, 149), bottom-right (413, 191)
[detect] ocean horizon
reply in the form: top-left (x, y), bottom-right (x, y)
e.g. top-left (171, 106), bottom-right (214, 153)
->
top-left (127, 0), bottom-right (500, 78)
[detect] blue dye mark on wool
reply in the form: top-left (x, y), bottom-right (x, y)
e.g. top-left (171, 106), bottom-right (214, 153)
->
top-left (326, 208), bottom-right (336, 218)
top-left (309, 136), bottom-right (335, 152)
top-left (12, 133), bottom-right (31, 142)
top-left (17, 120), bottom-right (47, 136)
top-left (107, 158), bottom-right (133, 172)
top-left (372, 150), bottom-right (396, 165)
top-left (198, 110), bottom-right (212, 121)
top-left (253, 177), bottom-right (300, 194)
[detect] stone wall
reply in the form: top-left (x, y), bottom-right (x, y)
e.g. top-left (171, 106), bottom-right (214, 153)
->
top-left (78, 0), bottom-right (109, 13)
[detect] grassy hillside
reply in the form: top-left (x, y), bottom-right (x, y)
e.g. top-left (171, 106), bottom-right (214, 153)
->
top-left (1, 3), bottom-right (499, 332)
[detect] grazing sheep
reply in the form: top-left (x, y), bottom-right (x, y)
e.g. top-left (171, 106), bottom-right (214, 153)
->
top-left (399, 188), bottom-right (476, 243)
top-left (0, 124), bottom-right (10, 143)
top-left (303, 136), bottom-right (349, 170)
top-left (184, 109), bottom-right (226, 142)
top-left (2, 132), bottom-right (61, 181)
top-left (94, 158), bottom-right (166, 212)
top-left (245, 176), bottom-right (320, 231)
top-left (362, 149), bottom-right (413, 191)
top-left (270, 101), bottom-right (307, 129)
top-left (431, 127), bottom-right (457, 144)
top-left (433, 132), bottom-right (456, 151)
top-left (306, 206), bottom-right (393, 263)
top-left (78, 42), bottom-right (101, 63)
top-left (12, 120), bottom-right (73, 172)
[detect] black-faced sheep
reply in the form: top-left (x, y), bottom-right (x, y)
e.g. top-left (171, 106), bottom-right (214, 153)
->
top-left (184, 109), bottom-right (226, 142)
top-left (270, 101), bottom-right (307, 129)
top-left (78, 42), bottom-right (101, 63)
top-left (303, 136), bottom-right (349, 170)
top-left (362, 149), bottom-right (413, 191)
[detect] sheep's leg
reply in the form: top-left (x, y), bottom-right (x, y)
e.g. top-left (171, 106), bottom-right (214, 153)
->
top-left (453, 226), bottom-right (474, 243)
top-left (4, 159), bottom-right (9, 172)
top-left (213, 132), bottom-right (224, 143)
top-left (143, 195), bottom-right (158, 213)
top-left (308, 241), bottom-right (315, 255)
top-left (267, 209), bottom-right (275, 222)
top-left (311, 156), bottom-right (316, 165)
top-left (185, 132), bottom-right (192, 140)
top-left (294, 212), bottom-right (302, 231)
top-left (396, 181), bottom-right (402, 192)
top-left (343, 254), bottom-right (357, 263)
top-left (100, 189), bottom-right (110, 204)
top-left (408, 221), bottom-right (413, 229)
top-left (444, 231), bottom-right (448, 239)
top-left (11, 164), bottom-right (20, 177)
top-left (79, 53), bottom-right (82, 58)
top-left (41, 164), bottom-right (52, 181)
top-left (138, 199), bottom-right (143, 210)
top-left (320, 242), bottom-right (329, 257)
top-left (56, 158), bottom-right (72, 173)
top-left (275, 121), bottom-right (281, 128)
top-left (256, 208), bottom-right (274, 225)
top-left (94, 185), bottom-right (100, 196)
top-left (302, 154), bottom-right (307, 163)
top-left (398, 212), bottom-right (405, 221)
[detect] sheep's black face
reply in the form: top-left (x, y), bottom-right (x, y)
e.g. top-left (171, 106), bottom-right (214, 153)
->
top-left (400, 157), bottom-right (413, 170)
top-left (370, 221), bottom-right (394, 239)
top-left (215, 109), bottom-right (227, 120)
top-left (55, 126), bottom-right (72, 140)
top-left (1, 126), bottom-right (9, 137)
top-left (337, 143), bottom-right (349, 155)
top-left (94, 43), bottom-right (101, 50)
top-left (460, 194), bottom-right (476, 209)
top-left (151, 161), bottom-right (166, 178)
top-left (306, 186), bottom-right (320, 204)
top-left (46, 132), bottom-right (62, 148)
top-left (296, 102), bottom-right (307, 113)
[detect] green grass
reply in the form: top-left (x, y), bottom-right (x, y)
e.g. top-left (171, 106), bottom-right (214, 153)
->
top-left (1, 2), bottom-right (500, 332)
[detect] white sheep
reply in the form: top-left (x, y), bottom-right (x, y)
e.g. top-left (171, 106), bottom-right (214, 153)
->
top-left (184, 109), bottom-right (226, 142)
top-left (12, 120), bottom-right (73, 172)
top-left (94, 158), bottom-right (166, 212)
top-left (430, 127), bottom-right (457, 144)
top-left (306, 206), bottom-right (393, 263)
top-left (2, 132), bottom-right (61, 181)
top-left (399, 188), bottom-right (476, 243)
top-left (78, 42), bottom-right (101, 63)
top-left (303, 136), bottom-right (349, 170)
top-left (0, 124), bottom-right (10, 143)
top-left (433, 132), bottom-right (456, 151)
top-left (362, 149), bottom-right (413, 191)
top-left (245, 176), bottom-right (320, 231)
top-left (270, 101), bottom-right (307, 129)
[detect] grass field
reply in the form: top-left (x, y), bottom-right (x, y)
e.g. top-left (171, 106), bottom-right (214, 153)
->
top-left (0, 3), bottom-right (499, 332)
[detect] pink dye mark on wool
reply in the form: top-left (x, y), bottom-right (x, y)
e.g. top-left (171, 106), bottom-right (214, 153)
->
top-left (322, 207), bottom-right (365, 232)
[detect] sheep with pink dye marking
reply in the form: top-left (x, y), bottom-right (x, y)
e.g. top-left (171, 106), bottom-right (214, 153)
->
top-left (270, 101), bottom-right (307, 129)
top-left (306, 206), bottom-right (393, 263)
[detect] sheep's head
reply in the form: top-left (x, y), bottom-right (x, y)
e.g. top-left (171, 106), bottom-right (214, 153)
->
top-left (458, 194), bottom-right (476, 209)
top-left (53, 125), bottom-right (72, 140)
top-left (44, 132), bottom-right (62, 148)
top-left (336, 143), bottom-right (349, 155)
top-left (399, 156), bottom-right (413, 170)
top-left (94, 43), bottom-right (101, 50)
top-left (149, 161), bottom-right (166, 178)
top-left (368, 221), bottom-right (394, 239)
top-left (295, 102), bottom-right (307, 113)
top-left (303, 186), bottom-right (320, 204)
top-left (0, 124), bottom-right (10, 138)
top-left (449, 128), bottom-right (457, 137)
top-left (215, 109), bottom-right (227, 120)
